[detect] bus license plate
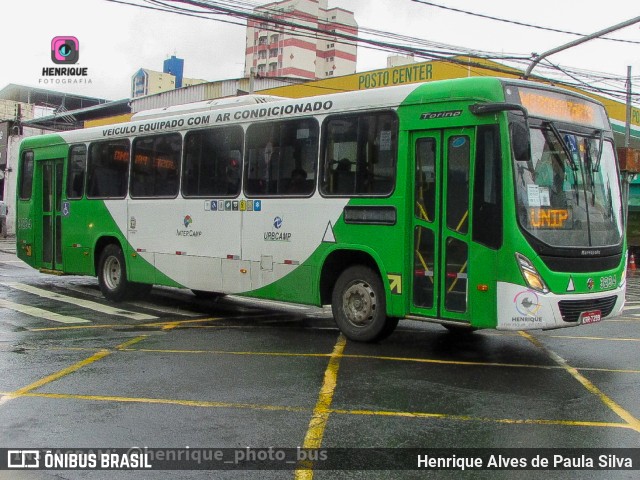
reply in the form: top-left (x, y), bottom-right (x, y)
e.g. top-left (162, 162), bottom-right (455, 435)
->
top-left (580, 310), bottom-right (602, 324)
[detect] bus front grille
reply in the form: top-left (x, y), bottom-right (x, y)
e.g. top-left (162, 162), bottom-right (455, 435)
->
top-left (558, 296), bottom-right (618, 323)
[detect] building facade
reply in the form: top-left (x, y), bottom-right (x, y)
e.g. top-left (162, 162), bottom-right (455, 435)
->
top-left (244, 0), bottom-right (357, 80)
top-left (131, 56), bottom-right (207, 98)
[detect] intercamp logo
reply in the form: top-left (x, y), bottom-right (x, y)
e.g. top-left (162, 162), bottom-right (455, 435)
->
top-left (8, 450), bottom-right (40, 468)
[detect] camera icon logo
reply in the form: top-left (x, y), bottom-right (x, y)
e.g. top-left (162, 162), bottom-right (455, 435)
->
top-left (51, 36), bottom-right (79, 64)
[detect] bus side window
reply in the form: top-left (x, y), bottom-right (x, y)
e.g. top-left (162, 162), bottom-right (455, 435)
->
top-left (87, 140), bottom-right (130, 199)
top-left (182, 126), bottom-right (244, 198)
top-left (67, 144), bottom-right (86, 199)
top-left (472, 125), bottom-right (502, 249)
top-left (244, 118), bottom-right (318, 197)
top-left (321, 111), bottom-right (398, 196)
top-left (19, 151), bottom-right (34, 200)
top-left (131, 133), bottom-right (181, 198)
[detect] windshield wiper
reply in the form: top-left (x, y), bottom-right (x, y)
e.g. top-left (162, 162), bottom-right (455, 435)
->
top-left (593, 129), bottom-right (604, 172)
top-left (544, 121), bottom-right (578, 171)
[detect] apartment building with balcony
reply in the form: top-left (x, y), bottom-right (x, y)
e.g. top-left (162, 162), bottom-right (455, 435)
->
top-left (244, 0), bottom-right (357, 80)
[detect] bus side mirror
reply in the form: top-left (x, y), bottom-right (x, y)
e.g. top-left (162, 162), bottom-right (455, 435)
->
top-left (510, 121), bottom-right (531, 162)
top-left (470, 103), bottom-right (531, 162)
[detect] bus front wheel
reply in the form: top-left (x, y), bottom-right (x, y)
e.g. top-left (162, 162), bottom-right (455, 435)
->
top-left (98, 244), bottom-right (132, 302)
top-left (332, 266), bottom-right (399, 342)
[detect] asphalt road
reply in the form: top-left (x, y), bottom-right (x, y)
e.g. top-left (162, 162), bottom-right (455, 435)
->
top-left (0, 239), bottom-right (638, 479)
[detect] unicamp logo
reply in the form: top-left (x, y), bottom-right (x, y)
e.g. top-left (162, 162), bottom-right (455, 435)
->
top-left (40, 36), bottom-right (92, 86)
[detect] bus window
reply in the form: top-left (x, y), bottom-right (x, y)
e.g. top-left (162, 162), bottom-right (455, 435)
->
top-left (446, 135), bottom-right (470, 234)
top-left (245, 118), bottom-right (318, 197)
top-left (321, 111), bottom-right (398, 196)
top-left (87, 140), bottom-right (130, 199)
top-left (67, 144), bottom-right (87, 199)
top-left (415, 138), bottom-right (436, 222)
top-left (131, 133), bottom-right (181, 198)
top-left (19, 151), bottom-right (34, 200)
top-left (182, 126), bottom-right (243, 197)
top-left (472, 125), bottom-right (502, 249)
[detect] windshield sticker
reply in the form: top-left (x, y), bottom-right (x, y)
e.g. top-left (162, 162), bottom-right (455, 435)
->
top-left (527, 184), bottom-right (541, 207)
top-left (539, 187), bottom-right (550, 207)
top-left (451, 137), bottom-right (466, 148)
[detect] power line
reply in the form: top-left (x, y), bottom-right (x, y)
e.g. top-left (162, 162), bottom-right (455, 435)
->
top-left (412, 0), bottom-right (640, 45)
top-left (104, 0), bottom-right (638, 102)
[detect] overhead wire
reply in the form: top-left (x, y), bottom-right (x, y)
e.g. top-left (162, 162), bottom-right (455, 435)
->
top-left (411, 0), bottom-right (640, 45)
top-left (104, 0), bottom-right (638, 103)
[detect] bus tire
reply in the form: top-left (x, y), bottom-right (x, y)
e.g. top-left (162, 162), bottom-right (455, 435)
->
top-left (98, 244), bottom-right (132, 302)
top-left (331, 265), bottom-right (397, 342)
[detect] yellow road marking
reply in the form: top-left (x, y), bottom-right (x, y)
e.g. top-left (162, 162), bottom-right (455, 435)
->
top-left (5, 336), bottom-right (148, 400)
top-left (11, 350), bottom-right (112, 397)
top-left (295, 334), bottom-right (346, 480)
top-left (328, 408), bottom-right (633, 430)
top-left (543, 334), bottom-right (640, 342)
top-left (14, 392), bottom-right (633, 432)
top-left (23, 392), bottom-right (308, 413)
top-left (520, 331), bottom-right (640, 433)
top-left (27, 317), bottom-right (219, 332)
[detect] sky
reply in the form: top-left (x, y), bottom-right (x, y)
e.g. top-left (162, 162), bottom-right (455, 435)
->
top-left (3, 0), bottom-right (639, 102)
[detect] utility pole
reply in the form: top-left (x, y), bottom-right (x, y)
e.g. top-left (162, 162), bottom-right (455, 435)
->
top-left (626, 65), bottom-right (632, 148)
top-left (524, 16), bottom-right (640, 79)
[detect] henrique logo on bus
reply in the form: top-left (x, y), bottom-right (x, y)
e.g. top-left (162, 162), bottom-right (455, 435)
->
top-left (176, 215), bottom-right (202, 237)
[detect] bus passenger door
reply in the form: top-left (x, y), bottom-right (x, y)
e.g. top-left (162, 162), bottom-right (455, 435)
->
top-left (41, 159), bottom-right (64, 271)
top-left (411, 129), bottom-right (473, 324)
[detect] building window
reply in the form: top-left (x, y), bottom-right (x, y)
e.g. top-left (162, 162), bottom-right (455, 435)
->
top-left (269, 49), bottom-right (278, 58)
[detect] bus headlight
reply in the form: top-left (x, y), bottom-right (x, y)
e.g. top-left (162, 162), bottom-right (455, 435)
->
top-left (516, 253), bottom-right (549, 293)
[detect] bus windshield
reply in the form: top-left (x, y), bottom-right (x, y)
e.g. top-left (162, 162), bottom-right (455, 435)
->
top-left (513, 124), bottom-right (623, 248)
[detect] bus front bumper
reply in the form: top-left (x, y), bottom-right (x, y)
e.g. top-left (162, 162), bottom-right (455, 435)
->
top-left (496, 282), bottom-right (625, 330)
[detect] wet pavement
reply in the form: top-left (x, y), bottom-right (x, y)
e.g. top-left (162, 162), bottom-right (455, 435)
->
top-left (0, 243), bottom-right (638, 479)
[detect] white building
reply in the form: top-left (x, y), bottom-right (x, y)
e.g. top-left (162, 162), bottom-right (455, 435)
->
top-left (244, 0), bottom-right (357, 80)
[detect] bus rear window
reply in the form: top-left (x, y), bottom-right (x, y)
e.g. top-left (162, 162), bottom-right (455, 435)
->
top-left (19, 151), bottom-right (34, 200)
top-left (321, 111), bottom-right (398, 196)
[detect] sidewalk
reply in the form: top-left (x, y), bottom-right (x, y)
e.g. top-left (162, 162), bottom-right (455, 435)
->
top-left (0, 235), bottom-right (16, 254)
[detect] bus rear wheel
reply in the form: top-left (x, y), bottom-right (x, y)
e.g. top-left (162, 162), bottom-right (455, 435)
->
top-left (98, 244), bottom-right (132, 302)
top-left (332, 266), bottom-right (398, 342)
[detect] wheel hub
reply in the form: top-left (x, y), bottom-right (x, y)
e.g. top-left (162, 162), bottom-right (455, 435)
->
top-left (342, 281), bottom-right (376, 327)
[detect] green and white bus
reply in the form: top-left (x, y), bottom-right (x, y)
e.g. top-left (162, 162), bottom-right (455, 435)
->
top-left (16, 77), bottom-right (626, 341)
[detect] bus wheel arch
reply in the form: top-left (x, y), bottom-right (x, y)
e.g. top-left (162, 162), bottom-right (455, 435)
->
top-left (321, 250), bottom-right (399, 342)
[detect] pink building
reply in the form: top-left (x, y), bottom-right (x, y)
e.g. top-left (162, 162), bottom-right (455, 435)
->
top-left (244, 0), bottom-right (358, 80)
